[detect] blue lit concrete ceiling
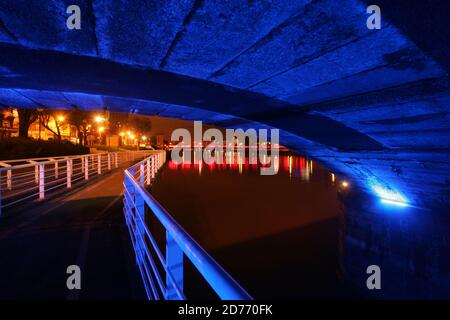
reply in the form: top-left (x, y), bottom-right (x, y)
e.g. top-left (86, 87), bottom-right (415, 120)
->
top-left (0, 0), bottom-right (449, 209)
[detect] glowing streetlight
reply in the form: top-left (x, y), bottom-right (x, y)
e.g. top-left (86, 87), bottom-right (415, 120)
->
top-left (57, 115), bottom-right (65, 122)
top-left (119, 132), bottom-right (125, 137)
top-left (141, 136), bottom-right (147, 141)
top-left (341, 181), bottom-right (349, 188)
top-left (98, 126), bottom-right (105, 133)
top-left (94, 115), bottom-right (105, 123)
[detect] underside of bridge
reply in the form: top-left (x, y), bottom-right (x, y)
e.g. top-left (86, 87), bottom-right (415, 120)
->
top-left (1, 0), bottom-right (449, 210)
top-left (0, 0), bottom-right (449, 298)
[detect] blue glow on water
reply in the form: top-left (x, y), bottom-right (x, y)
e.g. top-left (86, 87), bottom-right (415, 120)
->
top-left (372, 184), bottom-right (409, 207)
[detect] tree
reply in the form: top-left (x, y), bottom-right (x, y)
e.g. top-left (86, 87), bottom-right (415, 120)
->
top-left (17, 108), bottom-right (39, 138)
top-left (109, 111), bottom-right (127, 135)
top-left (127, 114), bottom-right (152, 137)
top-left (38, 109), bottom-right (64, 140)
top-left (69, 108), bottom-right (91, 146)
top-left (6, 114), bottom-right (14, 128)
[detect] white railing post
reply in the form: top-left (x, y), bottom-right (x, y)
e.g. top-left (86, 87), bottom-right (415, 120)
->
top-left (66, 159), bottom-right (72, 188)
top-left (39, 163), bottom-right (45, 200)
top-left (115, 153), bottom-right (119, 168)
top-left (152, 156), bottom-right (155, 178)
top-left (54, 160), bottom-right (59, 179)
top-left (6, 169), bottom-right (11, 190)
top-left (135, 190), bottom-right (145, 263)
top-left (108, 153), bottom-right (111, 170)
top-left (146, 159), bottom-right (151, 185)
top-left (128, 167), bottom-right (145, 268)
top-left (166, 232), bottom-right (184, 299)
top-left (98, 154), bottom-right (102, 175)
top-left (123, 169), bottom-right (134, 226)
top-left (140, 163), bottom-right (145, 186)
top-left (35, 165), bottom-right (39, 184)
top-left (85, 156), bottom-right (89, 180)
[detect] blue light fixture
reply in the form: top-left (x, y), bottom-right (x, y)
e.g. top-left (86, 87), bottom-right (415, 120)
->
top-left (380, 199), bottom-right (408, 207)
top-left (372, 184), bottom-right (409, 207)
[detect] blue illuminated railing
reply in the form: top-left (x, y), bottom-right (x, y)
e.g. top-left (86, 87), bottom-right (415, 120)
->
top-left (123, 151), bottom-right (252, 300)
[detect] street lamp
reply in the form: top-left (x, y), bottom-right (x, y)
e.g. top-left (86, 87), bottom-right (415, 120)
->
top-left (95, 115), bottom-right (105, 123)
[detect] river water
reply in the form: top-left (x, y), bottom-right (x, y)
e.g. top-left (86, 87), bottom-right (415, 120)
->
top-left (149, 151), bottom-right (361, 299)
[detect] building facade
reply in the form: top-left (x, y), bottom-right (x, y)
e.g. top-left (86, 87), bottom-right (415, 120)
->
top-left (0, 108), bottom-right (78, 143)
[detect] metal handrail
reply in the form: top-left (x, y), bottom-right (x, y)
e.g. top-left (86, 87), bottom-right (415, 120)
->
top-left (123, 152), bottom-right (252, 300)
top-left (0, 150), bottom-right (153, 171)
top-left (0, 150), bottom-right (155, 215)
top-left (0, 154), bottom-right (94, 165)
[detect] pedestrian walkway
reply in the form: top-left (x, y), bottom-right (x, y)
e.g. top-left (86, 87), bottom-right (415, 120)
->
top-left (0, 165), bottom-right (145, 299)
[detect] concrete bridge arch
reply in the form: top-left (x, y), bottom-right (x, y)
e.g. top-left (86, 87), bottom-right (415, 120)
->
top-left (0, 0), bottom-right (449, 298)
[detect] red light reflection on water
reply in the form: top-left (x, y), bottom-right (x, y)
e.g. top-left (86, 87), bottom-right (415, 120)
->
top-left (168, 153), bottom-right (329, 182)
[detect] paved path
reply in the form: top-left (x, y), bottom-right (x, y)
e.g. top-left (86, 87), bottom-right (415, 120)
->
top-left (0, 166), bottom-right (145, 299)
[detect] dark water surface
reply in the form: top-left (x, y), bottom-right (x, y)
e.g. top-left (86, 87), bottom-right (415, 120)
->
top-left (149, 152), bottom-right (359, 299)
